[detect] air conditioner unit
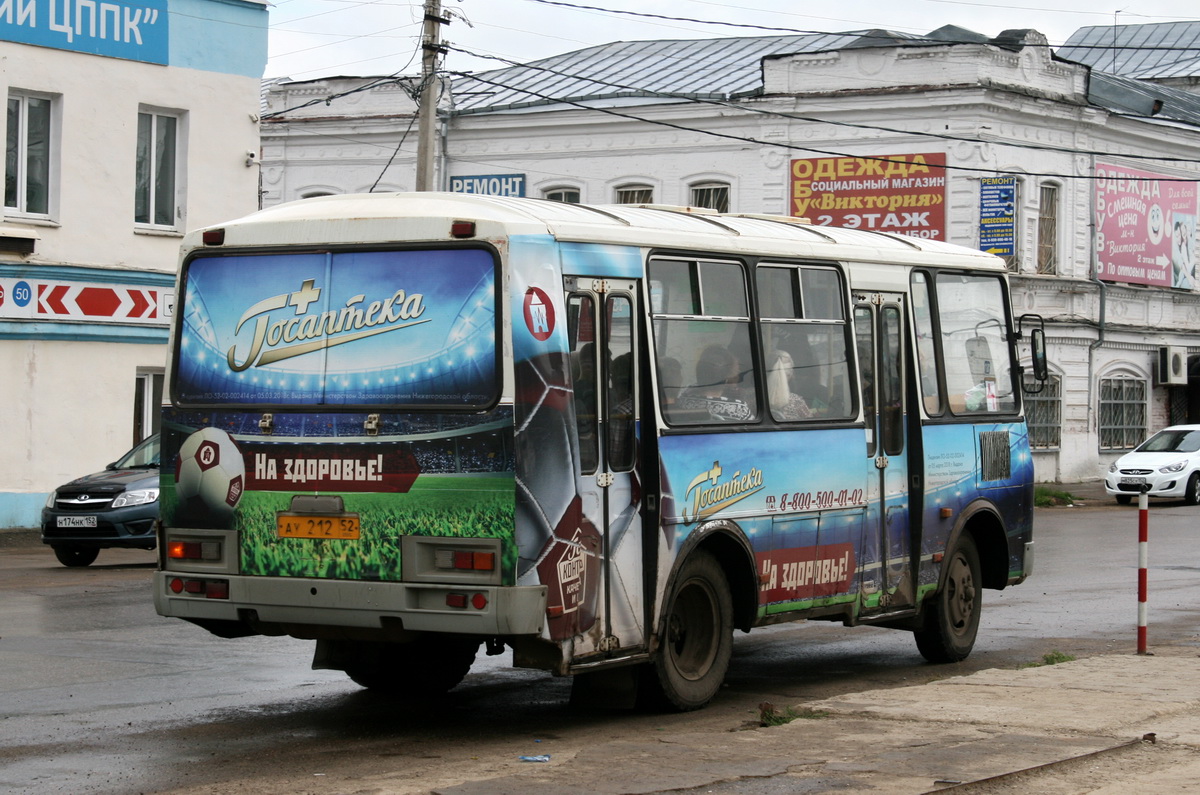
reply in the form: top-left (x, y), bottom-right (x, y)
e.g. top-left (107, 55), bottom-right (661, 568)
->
top-left (1156, 346), bottom-right (1188, 386)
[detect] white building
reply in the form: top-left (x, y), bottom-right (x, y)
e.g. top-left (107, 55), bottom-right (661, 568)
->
top-left (259, 24), bottom-right (1200, 485)
top-left (1, 0), bottom-right (268, 527)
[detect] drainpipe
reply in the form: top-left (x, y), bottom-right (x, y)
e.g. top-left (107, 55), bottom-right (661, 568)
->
top-left (1088, 164), bottom-right (1106, 444)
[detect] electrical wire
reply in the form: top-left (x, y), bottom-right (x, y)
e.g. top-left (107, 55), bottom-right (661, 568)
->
top-left (520, 0), bottom-right (1200, 52)
top-left (370, 106), bottom-right (421, 190)
top-left (446, 44), bottom-right (1200, 167)
top-left (443, 67), bottom-right (1200, 181)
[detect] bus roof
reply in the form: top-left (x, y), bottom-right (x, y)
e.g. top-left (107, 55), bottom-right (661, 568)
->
top-left (186, 192), bottom-right (1006, 272)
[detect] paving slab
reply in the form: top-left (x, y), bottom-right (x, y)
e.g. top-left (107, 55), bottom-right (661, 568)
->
top-left (426, 652), bottom-right (1200, 795)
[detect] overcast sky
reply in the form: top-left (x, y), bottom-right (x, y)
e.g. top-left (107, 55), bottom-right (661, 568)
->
top-left (263, 0), bottom-right (1200, 82)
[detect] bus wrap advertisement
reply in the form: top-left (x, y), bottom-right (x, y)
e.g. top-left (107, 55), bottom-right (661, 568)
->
top-left (162, 246), bottom-right (515, 584)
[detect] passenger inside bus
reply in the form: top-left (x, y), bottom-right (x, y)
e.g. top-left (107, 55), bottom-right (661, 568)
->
top-left (767, 349), bottom-right (814, 420)
top-left (658, 356), bottom-right (683, 407)
top-left (676, 344), bottom-right (755, 423)
top-left (765, 328), bottom-right (829, 420)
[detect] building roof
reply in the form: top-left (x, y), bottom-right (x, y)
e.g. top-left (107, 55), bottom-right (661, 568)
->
top-left (1057, 22), bottom-right (1200, 79)
top-left (451, 30), bottom-right (926, 114)
top-left (446, 25), bottom-right (1200, 131)
top-left (1090, 71), bottom-right (1200, 126)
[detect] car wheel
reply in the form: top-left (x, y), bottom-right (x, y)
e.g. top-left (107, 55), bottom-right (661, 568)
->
top-left (914, 533), bottom-right (981, 663)
top-left (644, 550), bottom-right (733, 712)
top-left (53, 545), bottom-right (100, 567)
top-left (1186, 473), bottom-right (1200, 506)
top-left (1115, 494), bottom-right (1133, 505)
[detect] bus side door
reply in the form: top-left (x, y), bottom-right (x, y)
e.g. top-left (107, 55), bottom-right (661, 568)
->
top-left (854, 292), bottom-right (916, 613)
top-left (565, 278), bottom-right (647, 654)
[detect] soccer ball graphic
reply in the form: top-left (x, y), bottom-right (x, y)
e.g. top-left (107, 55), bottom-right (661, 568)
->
top-left (175, 428), bottom-right (245, 527)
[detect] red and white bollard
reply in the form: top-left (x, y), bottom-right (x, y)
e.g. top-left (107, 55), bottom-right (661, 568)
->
top-left (1137, 490), bottom-right (1149, 655)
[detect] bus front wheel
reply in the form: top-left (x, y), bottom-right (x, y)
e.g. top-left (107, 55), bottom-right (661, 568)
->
top-left (914, 533), bottom-right (981, 663)
top-left (343, 637), bottom-right (480, 695)
top-left (646, 550), bottom-right (733, 711)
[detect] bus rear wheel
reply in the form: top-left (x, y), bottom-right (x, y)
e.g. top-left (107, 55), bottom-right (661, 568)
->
top-left (914, 533), bottom-right (981, 663)
top-left (646, 550), bottom-right (732, 711)
top-left (343, 637), bottom-right (480, 695)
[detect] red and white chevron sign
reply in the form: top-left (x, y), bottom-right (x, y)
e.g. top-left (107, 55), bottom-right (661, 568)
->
top-left (0, 277), bottom-right (171, 326)
top-left (37, 284), bottom-right (160, 320)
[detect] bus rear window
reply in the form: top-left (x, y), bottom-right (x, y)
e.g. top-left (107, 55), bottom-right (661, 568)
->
top-left (172, 248), bottom-right (498, 409)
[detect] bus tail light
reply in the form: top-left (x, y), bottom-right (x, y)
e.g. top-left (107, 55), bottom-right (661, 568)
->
top-left (435, 549), bottom-right (495, 572)
top-left (403, 537), bottom-right (502, 584)
top-left (168, 577), bottom-right (229, 599)
top-left (168, 540), bottom-right (222, 561)
top-left (445, 592), bottom-right (488, 610)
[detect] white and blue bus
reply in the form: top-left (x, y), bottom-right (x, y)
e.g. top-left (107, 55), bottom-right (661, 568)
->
top-left (154, 193), bottom-right (1046, 710)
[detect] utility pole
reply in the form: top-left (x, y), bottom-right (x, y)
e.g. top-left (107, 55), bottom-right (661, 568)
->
top-left (416, 0), bottom-right (446, 191)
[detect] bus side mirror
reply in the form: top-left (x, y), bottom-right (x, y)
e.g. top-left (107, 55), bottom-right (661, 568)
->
top-left (1029, 328), bottom-right (1048, 382)
top-left (1017, 313), bottom-right (1049, 393)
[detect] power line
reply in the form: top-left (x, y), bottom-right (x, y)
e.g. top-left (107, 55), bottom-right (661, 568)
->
top-left (261, 75), bottom-right (419, 120)
top-left (371, 110), bottom-right (421, 190)
top-left (446, 44), bottom-right (1200, 166)
top-left (521, 0), bottom-right (1200, 51)
top-left (443, 68), bottom-right (1200, 182)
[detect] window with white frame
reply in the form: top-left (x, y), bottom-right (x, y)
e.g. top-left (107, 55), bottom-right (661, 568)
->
top-left (615, 184), bottom-right (653, 204)
top-left (1023, 373), bottom-right (1061, 449)
top-left (5, 91), bottom-right (54, 216)
top-left (690, 182), bottom-right (730, 212)
top-left (133, 370), bottom-right (164, 444)
top-left (545, 187), bottom-right (580, 203)
top-left (1037, 183), bottom-right (1059, 275)
top-left (1099, 375), bottom-right (1146, 450)
top-left (135, 110), bottom-right (182, 227)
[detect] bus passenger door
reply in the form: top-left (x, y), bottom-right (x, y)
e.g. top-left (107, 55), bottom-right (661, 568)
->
top-left (854, 293), bottom-right (915, 613)
top-left (565, 278), bottom-right (647, 654)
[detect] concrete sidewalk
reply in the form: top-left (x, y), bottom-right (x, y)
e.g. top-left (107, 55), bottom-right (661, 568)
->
top-left (431, 649), bottom-right (1200, 794)
top-left (1036, 479), bottom-right (1113, 506)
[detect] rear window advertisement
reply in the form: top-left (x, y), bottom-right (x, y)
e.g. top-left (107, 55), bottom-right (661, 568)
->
top-left (174, 249), bottom-right (498, 408)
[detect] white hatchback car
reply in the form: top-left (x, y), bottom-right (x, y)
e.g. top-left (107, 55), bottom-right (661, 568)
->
top-left (1105, 424), bottom-right (1200, 505)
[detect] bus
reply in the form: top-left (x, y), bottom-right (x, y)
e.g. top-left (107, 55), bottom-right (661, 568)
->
top-left (154, 193), bottom-right (1046, 710)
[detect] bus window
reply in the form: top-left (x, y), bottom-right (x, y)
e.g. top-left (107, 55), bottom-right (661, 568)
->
top-left (650, 258), bottom-right (758, 425)
top-left (935, 274), bottom-right (1016, 414)
top-left (880, 305), bottom-right (905, 456)
top-left (757, 264), bottom-right (853, 422)
top-left (800, 268), bottom-right (845, 320)
top-left (911, 272), bottom-right (943, 415)
top-left (606, 294), bottom-right (635, 471)
top-left (568, 294), bottom-right (599, 473)
top-left (854, 306), bottom-right (876, 456)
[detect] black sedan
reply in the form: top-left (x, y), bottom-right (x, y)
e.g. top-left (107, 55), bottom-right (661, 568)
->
top-left (41, 434), bottom-right (160, 567)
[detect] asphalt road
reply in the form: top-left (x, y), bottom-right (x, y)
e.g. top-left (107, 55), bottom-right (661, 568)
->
top-left (1, 496), bottom-right (1197, 794)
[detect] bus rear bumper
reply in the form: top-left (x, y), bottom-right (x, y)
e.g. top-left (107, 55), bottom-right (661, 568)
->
top-left (153, 572), bottom-right (548, 637)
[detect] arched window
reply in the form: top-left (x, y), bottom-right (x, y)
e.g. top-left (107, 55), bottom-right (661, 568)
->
top-left (1037, 182), bottom-right (1060, 274)
top-left (1023, 373), bottom-right (1061, 449)
top-left (544, 187), bottom-right (581, 203)
top-left (1099, 372), bottom-right (1147, 450)
top-left (615, 184), bottom-right (653, 204)
top-left (690, 182), bottom-right (730, 213)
